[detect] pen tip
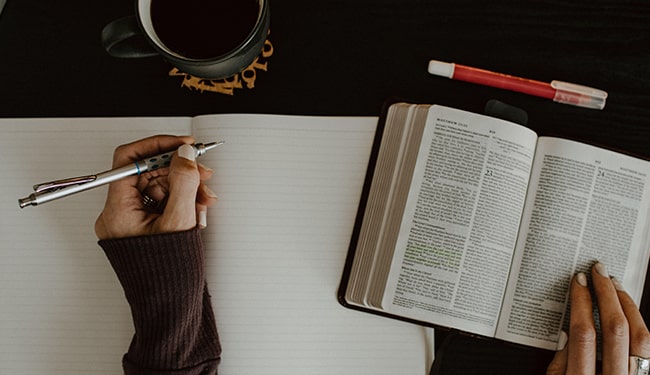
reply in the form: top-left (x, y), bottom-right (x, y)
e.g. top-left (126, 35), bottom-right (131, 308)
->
top-left (204, 141), bottom-right (225, 150)
top-left (194, 141), bottom-right (225, 157)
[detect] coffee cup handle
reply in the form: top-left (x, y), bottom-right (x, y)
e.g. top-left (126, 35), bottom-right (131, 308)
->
top-left (101, 16), bottom-right (158, 58)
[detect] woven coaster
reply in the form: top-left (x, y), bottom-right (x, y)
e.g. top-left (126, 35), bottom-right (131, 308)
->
top-left (169, 35), bottom-right (273, 95)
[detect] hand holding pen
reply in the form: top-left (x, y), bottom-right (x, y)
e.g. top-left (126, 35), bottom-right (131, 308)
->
top-left (93, 135), bottom-right (220, 239)
top-left (19, 135), bottom-right (221, 239)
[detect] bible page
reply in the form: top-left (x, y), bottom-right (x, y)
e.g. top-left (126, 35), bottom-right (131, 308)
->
top-left (497, 137), bottom-right (650, 350)
top-left (191, 114), bottom-right (434, 375)
top-left (0, 118), bottom-right (191, 374)
top-left (382, 105), bottom-right (538, 336)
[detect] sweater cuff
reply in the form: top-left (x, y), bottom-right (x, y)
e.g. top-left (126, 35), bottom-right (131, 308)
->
top-left (99, 228), bottom-right (221, 374)
top-left (99, 229), bottom-right (206, 307)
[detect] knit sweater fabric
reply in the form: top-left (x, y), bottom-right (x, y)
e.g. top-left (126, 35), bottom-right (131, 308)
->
top-left (99, 228), bottom-right (221, 375)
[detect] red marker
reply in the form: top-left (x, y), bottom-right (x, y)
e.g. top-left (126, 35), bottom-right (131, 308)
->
top-left (427, 60), bottom-right (607, 110)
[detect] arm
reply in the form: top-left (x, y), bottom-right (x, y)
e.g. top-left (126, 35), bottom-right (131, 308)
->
top-left (100, 229), bottom-right (221, 375)
top-left (95, 135), bottom-right (221, 374)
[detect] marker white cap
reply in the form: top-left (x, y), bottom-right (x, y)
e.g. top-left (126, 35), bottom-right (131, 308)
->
top-left (427, 60), bottom-right (455, 78)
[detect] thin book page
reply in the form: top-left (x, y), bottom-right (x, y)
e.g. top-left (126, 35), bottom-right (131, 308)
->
top-left (192, 114), bottom-right (434, 375)
top-left (0, 117), bottom-right (191, 374)
top-left (382, 105), bottom-right (538, 337)
top-left (497, 137), bottom-right (650, 349)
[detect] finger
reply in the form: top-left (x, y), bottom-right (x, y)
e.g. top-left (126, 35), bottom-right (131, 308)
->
top-left (546, 339), bottom-right (568, 375)
top-left (138, 169), bottom-right (215, 214)
top-left (105, 135), bottom-right (193, 207)
top-left (197, 182), bottom-right (218, 207)
top-left (198, 163), bottom-right (214, 180)
top-left (135, 167), bottom-right (170, 191)
top-left (112, 135), bottom-right (194, 168)
top-left (566, 272), bottom-right (597, 375)
top-left (611, 277), bottom-right (650, 358)
top-left (592, 263), bottom-right (629, 375)
top-left (196, 162), bottom-right (217, 207)
top-left (155, 144), bottom-right (200, 232)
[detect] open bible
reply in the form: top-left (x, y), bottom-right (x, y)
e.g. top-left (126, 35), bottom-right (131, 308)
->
top-left (339, 102), bottom-right (650, 350)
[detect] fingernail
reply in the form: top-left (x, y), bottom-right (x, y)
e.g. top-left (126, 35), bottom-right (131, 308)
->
top-left (611, 277), bottom-right (625, 291)
top-left (576, 272), bottom-right (588, 287)
top-left (198, 209), bottom-right (207, 228)
top-left (556, 330), bottom-right (568, 351)
top-left (178, 144), bottom-right (196, 161)
top-left (595, 262), bottom-right (609, 277)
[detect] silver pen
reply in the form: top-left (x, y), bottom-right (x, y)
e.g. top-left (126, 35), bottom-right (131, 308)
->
top-left (18, 141), bottom-right (224, 208)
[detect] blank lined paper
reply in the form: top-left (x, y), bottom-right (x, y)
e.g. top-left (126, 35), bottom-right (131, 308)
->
top-left (0, 115), bottom-right (433, 375)
top-left (0, 118), bottom-right (190, 375)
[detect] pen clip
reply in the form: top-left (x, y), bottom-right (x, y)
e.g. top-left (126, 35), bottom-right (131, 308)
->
top-left (33, 175), bottom-right (97, 193)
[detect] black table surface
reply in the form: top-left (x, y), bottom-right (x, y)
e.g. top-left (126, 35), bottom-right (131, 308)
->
top-left (1, 1), bottom-right (649, 374)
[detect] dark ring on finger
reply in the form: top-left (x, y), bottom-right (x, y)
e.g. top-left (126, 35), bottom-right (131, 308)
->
top-left (142, 194), bottom-right (162, 211)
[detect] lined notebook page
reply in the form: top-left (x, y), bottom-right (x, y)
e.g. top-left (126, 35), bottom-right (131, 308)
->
top-left (0, 115), bottom-right (433, 374)
top-left (193, 114), bottom-right (433, 375)
top-left (0, 118), bottom-right (191, 375)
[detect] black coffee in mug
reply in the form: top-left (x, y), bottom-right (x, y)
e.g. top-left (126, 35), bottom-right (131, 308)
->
top-left (102, 0), bottom-right (269, 79)
top-left (151, 0), bottom-right (260, 60)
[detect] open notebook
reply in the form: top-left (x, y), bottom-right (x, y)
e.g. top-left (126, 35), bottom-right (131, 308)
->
top-left (0, 115), bottom-right (434, 375)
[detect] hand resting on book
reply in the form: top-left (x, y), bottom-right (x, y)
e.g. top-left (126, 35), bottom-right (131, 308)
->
top-left (546, 262), bottom-right (650, 375)
top-left (95, 135), bottom-right (218, 240)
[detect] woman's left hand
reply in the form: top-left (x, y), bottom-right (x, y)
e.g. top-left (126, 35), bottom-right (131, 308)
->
top-left (95, 135), bottom-right (217, 240)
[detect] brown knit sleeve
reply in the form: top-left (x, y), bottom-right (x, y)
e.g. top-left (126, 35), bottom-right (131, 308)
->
top-left (99, 228), bottom-right (221, 375)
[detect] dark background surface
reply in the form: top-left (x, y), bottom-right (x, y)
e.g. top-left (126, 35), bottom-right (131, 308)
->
top-left (1, 1), bottom-right (649, 374)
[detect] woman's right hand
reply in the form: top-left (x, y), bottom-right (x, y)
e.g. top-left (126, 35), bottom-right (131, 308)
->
top-left (546, 262), bottom-right (650, 374)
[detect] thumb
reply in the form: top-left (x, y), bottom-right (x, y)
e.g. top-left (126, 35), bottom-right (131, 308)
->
top-left (156, 144), bottom-right (200, 232)
top-left (546, 331), bottom-right (568, 375)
